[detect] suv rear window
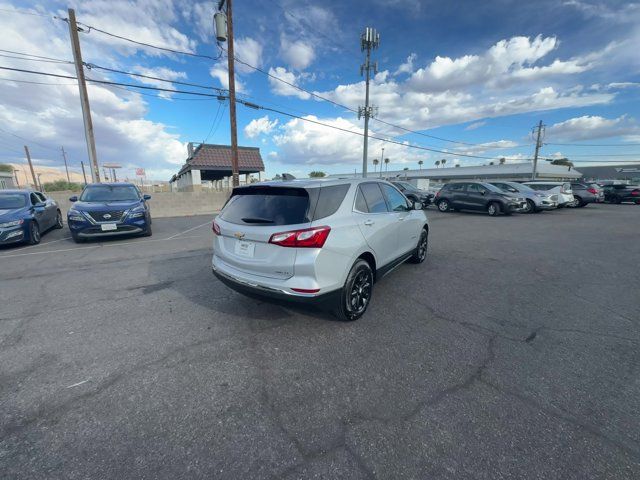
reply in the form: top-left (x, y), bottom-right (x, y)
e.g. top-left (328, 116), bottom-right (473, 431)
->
top-left (356, 183), bottom-right (388, 213)
top-left (220, 187), bottom-right (310, 226)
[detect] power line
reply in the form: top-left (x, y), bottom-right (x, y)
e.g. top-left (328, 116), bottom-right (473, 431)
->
top-left (546, 142), bottom-right (640, 147)
top-left (0, 52), bottom-right (73, 65)
top-left (0, 126), bottom-right (59, 152)
top-left (0, 7), bottom-right (51, 18)
top-left (0, 76), bottom-right (77, 86)
top-left (0, 49), bottom-right (71, 63)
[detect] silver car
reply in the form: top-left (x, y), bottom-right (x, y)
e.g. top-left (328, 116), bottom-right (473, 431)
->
top-left (212, 178), bottom-right (429, 321)
top-left (490, 181), bottom-right (557, 213)
top-left (522, 181), bottom-right (574, 207)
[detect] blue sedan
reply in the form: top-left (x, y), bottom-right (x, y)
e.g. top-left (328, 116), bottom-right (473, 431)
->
top-left (0, 189), bottom-right (63, 245)
top-left (67, 183), bottom-right (152, 243)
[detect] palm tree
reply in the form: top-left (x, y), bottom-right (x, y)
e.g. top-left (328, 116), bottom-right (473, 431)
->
top-left (489, 161), bottom-right (494, 166)
top-left (373, 158), bottom-right (379, 174)
top-left (435, 160), bottom-right (440, 168)
top-left (384, 157), bottom-right (390, 176)
top-left (418, 160), bottom-right (423, 170)
top-left (441, 158), bottom-right (447, 168)
top-left (499, 157), bottom-right (506, 165)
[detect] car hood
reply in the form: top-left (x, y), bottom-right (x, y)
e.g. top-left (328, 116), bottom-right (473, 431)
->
top-left (0, 207), bottom-right (29, 223)
top-left (71, 200), bottom-right (143, 212)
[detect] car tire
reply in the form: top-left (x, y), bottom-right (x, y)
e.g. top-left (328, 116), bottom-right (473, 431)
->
top-left (333, 259), bottom-right (373, 322)
top-left (524, 199), bottom-right (535, 214)
top-left (55, 210), bottom-right (64, 229)
top-left (28, 221), bottom-right (41, 245)
top-left (487, 202), bottom-right (501, 216)
top-left (437, 199), bottom-right (450, 212)
top-left (572, 196), bottom-right (583, 208)
top-left (613, 197), bottom-right (622, 204)
top-left (409, 229), bottom-right (428, 264)
top-left (142, 224), bottom-right (152, 237)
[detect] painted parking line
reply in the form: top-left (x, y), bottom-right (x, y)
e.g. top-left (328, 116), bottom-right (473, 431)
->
top-left (165, 220), bottom-right (213, 240)
top-left (9, 236), bottom-right (73, 252)
top-left (0, 234), bottom-right (208, 260)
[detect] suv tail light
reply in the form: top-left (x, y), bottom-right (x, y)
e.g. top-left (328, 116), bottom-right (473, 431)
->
top-left (632, 190), bottom-right (640, 196)
top-left (269, 226), bottom-right (331, 248)
top-left (212, 219), bottom-right (221, 235)
top-left (587, 187), bottom-right (597, 194)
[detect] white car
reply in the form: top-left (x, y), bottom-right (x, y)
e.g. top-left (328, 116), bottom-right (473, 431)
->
top-left (522, 181), bottom-right (574, 207)
top-left (212, 178), bottom-right (429, 321)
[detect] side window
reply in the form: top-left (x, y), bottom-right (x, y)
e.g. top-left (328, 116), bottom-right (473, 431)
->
top-left (381, 184), bottom-right (410, 212)
top-left (35, 192), bottom-right (47, 202)
top-left (355, 187), bottom-right (369, 212)
top-left (467, 184), bottom-right (481, 193)
top-left (312, 184), bottom-right (350, 220)
top-left (448, 183), bottom-right (464, 192)
top-left (30, 193), bottom-right (40, 205)
top-left (359, 183), bottom-right (388, 213)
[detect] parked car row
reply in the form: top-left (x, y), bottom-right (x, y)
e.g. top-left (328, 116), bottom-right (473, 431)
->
top-left (0, 189), bottom-right (63, 245)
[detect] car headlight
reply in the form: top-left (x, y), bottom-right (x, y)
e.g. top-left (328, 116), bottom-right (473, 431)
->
top-left (128, 207), bottom-right (146, 218)
top-left (0, 219), bottom-right (23, 228)
top-left (68, 209), bottom-right (86, 222)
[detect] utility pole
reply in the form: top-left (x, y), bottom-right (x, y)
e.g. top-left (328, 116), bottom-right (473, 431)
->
top-left (531, 120), bottom-right (545, 180)
top-left (80, 161), bottom-right (88, 185)
top-left (379, 146), bottom-right (384, 178)
top-left (217, 0), bottom-right (239, 187)
top-left (37, 173), bottom-right (44, 192)
top-left (13, 169), bottom-right (20, 187)
top-left (61, 146), bottom-right (70, 183)
top-left (359, 27), bottom-right (380, 178)
top-left (24, 146), bottom-right (38, 189)
top-left (68, 8), bottom-right (100, 183)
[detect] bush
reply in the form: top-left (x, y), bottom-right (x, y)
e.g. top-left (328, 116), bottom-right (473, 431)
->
top-left (43, 180), bottom-right (84, 192)
top-left (0, 163), bottom-right (13, 173)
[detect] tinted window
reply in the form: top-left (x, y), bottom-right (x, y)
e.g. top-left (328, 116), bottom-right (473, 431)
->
top-left (446, 183), bottom-right (465, 191)
top-left (220, 187), bottom-right (310, 225)
top-left (30, 193), bottom-right (40, 205)
top-left (355, 187), bottom-right (368, 212)
top-left (359, 183), bottom-right (388, 213)
top-left (35, 192), bottom-right (47, 202)
top-left (0, 193), bottom-right (27, 209)
top-left (467, 183), bottom-right (482, 193)
top-left (493, 182), bottom-right (518, 193)
top-left (80, 185), bottom-right (141, 202)
top-left (381, 184), bottom-right (410, 212)
top-left (312, 184), bottom-right (349, 220)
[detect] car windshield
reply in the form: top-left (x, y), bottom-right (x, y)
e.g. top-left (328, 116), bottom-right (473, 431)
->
top-left (80, 185), bottom-right (140, 202)
top-left (0, 193), bottom-right (27, 209)
top-left (483, 183), bottom-right (504, 193)
top-left (509, 183), bottom-right (535, 192)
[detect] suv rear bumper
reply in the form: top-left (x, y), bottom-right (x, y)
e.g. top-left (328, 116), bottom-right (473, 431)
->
top-left (212, 265), bottom-right (341, 306)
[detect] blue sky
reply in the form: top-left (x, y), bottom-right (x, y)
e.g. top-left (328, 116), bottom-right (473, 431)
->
top-left (1, 0), bottom-right (639, 180)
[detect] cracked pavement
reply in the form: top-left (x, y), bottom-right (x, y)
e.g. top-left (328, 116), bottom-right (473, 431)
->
top-left (0, 206), bottom-right (639, 479)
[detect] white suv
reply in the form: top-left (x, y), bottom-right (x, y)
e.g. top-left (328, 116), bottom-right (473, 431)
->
top-left (212, 178), bottom-right (429, 320)
top-left (522, 181), bottom-right (574, 207)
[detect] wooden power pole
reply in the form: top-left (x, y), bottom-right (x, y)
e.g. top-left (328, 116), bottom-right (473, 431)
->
top-left (80, 161), bottom-right (88, 185)
top-left (24, 145), bottom-right (37, 189)
top-left (223, 0), bottom-right (240, 187)
top-left (68, 8), bottom-right (100, 183)
top-left (531, 120), bottom-right (545, 181)
top-left (61, 146), bottom-right (70, 183)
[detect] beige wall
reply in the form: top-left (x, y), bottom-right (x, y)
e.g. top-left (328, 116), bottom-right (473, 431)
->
top-left (48, 191), bottom-right (230, 218)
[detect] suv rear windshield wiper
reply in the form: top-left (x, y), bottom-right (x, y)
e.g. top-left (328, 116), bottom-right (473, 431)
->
top-left (241, 217), bottom-right (274, 224)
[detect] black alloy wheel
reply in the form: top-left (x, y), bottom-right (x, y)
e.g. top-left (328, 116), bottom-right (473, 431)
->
top-left (334, 259), bottom-right (373, 321)
top-left (409, 229), bottom-right (428, 263)
top-left (29, 221), bottom-right (40, 245)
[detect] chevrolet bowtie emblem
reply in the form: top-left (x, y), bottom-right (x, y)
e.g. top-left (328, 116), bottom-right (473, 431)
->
top-left (234, 232), bottom-right (245, 239)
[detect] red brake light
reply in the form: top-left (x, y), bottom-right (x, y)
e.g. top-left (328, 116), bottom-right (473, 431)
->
top-left (212, 219), bottom-right (221, 235)
top-left (632, 190), bottom-right (640, 196)
top-left (587, 188), bottom-right (597, 194)
top-left (291, 288), bottom-right (320, 294)
top-left (269, 226), bottom-right (331, 248)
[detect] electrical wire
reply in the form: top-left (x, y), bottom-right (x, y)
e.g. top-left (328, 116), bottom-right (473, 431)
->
top-left (0, 126), bottom-right (59, 152)
top-left (0, 7), bottom-right (51, 18)
top-left (0, 76), bottom-right (77, 86)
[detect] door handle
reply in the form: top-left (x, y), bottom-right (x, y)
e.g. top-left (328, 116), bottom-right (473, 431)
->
top-left (364, 219), bottom-right (374, 226)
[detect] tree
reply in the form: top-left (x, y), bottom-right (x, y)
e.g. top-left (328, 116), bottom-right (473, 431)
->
top-left (418, 160), bottom-right (423, 170)
top-left (441, 159), bottom-right (447, 168)
top-left (550, 158), bottom-right (574, 170)
top-left (384, 157), bottom-right (390, 175)
top-left (373, 158), bottom-right (379, 173)
top-left (455, 164), bottom-right (460, 167)
top-left (0, 163), bottom-right (13, 173)
top-left (309, 171), bottom-right (327, 178)
top-left (489, 161), bottom-right (494, 166)
top-left (499, 157), bottom-right (506, 165)
top-left (435, 160), bottom-right (440, 168)
top-left (43, 180), bottom-right (83, 191)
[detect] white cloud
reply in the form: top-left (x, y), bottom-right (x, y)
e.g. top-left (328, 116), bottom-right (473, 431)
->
top-left (280, 37), bottom-right (315, 70)
top-left (268, 67), bottom-right (311, 99)
top-left (395, 53), bottom-right (417, 75)
top-left (465, 121), bottom-right (486, 130)
top-left (234, 37), bottom-right (263, 74)
top-left (131, 66), bottom-right (187, 98)
top-left (547, 115), bottom-right (640, 141)
top-left (244, 116), bottom-right (279, 138)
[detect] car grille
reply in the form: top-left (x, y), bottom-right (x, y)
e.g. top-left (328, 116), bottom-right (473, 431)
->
top-left (88, 210), bottom-right (125, 222)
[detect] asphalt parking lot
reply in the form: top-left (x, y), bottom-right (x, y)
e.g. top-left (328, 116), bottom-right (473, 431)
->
top-left (1, 204), bottom-right (639, 479)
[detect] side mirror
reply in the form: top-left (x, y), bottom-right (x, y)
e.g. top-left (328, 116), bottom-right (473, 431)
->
top-left (480, 190), bottom-right (486, 195)
top-left (33, 202), bottom-right (46, 212)
top-left (69, 196), bottom-right (78, 202)
top-left (143, 194), bottom-right (151, 200)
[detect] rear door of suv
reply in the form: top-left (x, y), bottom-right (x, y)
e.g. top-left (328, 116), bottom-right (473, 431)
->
top-left (354, 182), bottom-right (399, 267)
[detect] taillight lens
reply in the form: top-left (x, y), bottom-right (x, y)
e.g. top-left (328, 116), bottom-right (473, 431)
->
top-left (632, 190), bottom-right (640, 196)
top-left (587, 188), bottom-right (597, 194)
top-left (212, 219), bottom-right (221, 235)
top-left (269, 226), bottom-right (331, 248)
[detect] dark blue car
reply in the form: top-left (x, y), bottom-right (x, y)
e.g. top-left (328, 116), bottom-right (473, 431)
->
top-left (67, 183), bottom-right (152, 243)
top-left (0, 189), bottom-right (63, 245)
